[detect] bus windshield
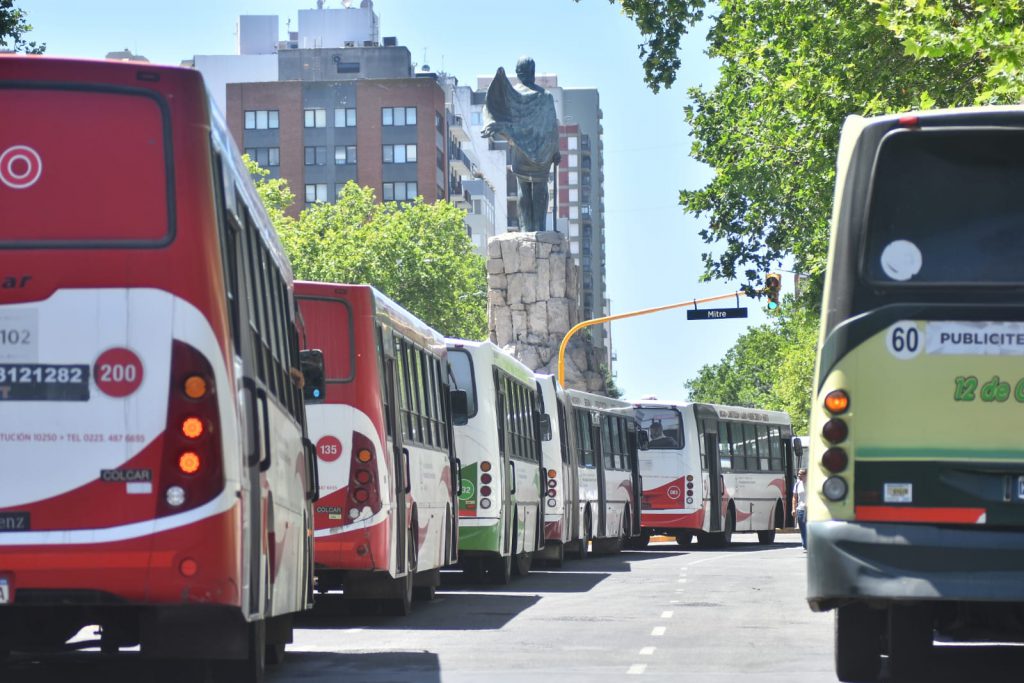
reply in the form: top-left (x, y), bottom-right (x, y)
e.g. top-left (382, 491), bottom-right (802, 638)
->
top-left (447, 348), bottom-right (477, 417)
top-left (865, 129), bottom-right (1024, 285)
top-left (0, 87), bottom-right (171, 246)
top-left (635, 408), bottom-right (683, 449)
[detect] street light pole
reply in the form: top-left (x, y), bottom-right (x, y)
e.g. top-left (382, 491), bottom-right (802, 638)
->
top-left (557, 290), bottom-right (747, 387)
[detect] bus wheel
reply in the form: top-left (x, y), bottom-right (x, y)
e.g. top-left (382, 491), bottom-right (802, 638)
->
top-left (462, 556), bottom-right (487, 584)
top-left (629, 529), bottom-right (651, 550)
top-left (835, 603), bottom-right (882, 682)
top-left (550, 540), bottom-right (565, 567)
top-left (888, 605), bottom-right (933, 681)
top-left (675, 532), bottom-right (693, 548)
top-left (489, 552), bottom-right (512, 585)
top-left (572, 513), bottom-right (592, 561)
top-left (413, 568), bottom-right (440, 601)
top-left (722, 508), bottom-right (734, 546)
top-left (386, 536), bottom-right (416, 616)
top-left (757, 529), bottom-right (776, 545)
top-left (213, 618), bottom-right (266, 683)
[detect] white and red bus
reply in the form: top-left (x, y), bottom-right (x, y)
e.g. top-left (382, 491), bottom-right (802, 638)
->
top-left (0, 57), bottom-right (316, 679)
top-left (534, 374), bottom-right (582, 565)
top-left (295, 283), bottom-right (459, 615)
top-left (566, 390), bottom-right (642, 555)
top-left (633, 400), bottom-right (794, 547)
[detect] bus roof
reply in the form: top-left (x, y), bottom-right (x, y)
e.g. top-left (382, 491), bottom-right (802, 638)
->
top-left (445, 338), bottom-right (536, 384)
top-left (295, 281), bottom-right (445, 350)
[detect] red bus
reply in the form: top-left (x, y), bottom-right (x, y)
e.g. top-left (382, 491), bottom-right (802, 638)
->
top-left (0, 57), bottom-right (317, 679)
top-left (296, 283), bottom-right (459, 615)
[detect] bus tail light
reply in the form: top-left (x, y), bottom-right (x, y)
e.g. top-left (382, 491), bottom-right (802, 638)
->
top-left (823, 476), bottom-right (848, 501)
top-left (822, 418), bottom-right (848, 444)
top-left (821, 448), bottom-right (848, 473)
top-left (158, 341), bottom-right (223, 518)
top-left (346, 431), bottom-right (381, 520)
top-left (824, 390), bottom-right (850, 415)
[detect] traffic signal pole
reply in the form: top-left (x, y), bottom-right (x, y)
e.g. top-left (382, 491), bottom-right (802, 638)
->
top-left (557, 290), bottom-right (747, 387)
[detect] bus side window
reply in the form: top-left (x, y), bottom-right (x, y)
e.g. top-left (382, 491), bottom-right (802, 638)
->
top-left (576, 409), bottom-right (593, 467)
top-left (600, 415), bottom-right (614, 470)
top-left (768, 426), bottom-right (783, 470)
top-left (756, 424), bottom-right (770, 470)
top-left (718, 422), bottom-right (732, 471)
top-left (557, 402), bottom-right (571, 464)
top-left (742, 423), bottom-right (759, 471)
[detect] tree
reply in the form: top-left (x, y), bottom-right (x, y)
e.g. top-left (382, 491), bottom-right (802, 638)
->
top-left (1, 0), bottom-right (45, 54)
top-left (591, 0), bottom-right (985, 293)
top-left (242, 157), bottom-right (488, 340)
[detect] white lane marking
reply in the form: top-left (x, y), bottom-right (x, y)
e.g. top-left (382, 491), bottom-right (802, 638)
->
top-left (651, 626), bottom-right (666, 637)
top-left (670, 600), bottom-right (680, 604)
top-left (628, 664), bottom-right (647, 675)
top-left (661, 611), bottom-right (674, 619)
top-left (677, 578), bottom-right (687, 583)
top-left (639, 647), bottom-right (656, 656)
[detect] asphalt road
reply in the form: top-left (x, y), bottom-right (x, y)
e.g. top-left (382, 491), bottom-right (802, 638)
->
top-left (5, 534), bottom-right (1024, 682)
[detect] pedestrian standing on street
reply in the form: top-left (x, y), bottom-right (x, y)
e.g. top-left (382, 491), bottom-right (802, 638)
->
top-left (793, 468), bottom-right (808, 550)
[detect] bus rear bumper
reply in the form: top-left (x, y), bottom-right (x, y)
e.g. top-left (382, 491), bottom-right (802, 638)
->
top-left (807, 520), bottom-right (1024, 612)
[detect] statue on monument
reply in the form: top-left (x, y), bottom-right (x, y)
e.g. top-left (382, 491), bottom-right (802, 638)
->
top-left (481, 56), bottom-right (560, 232)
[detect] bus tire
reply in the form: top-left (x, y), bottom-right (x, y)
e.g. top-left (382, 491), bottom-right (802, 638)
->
top-left (628, 529), bottom-right (651, 550)
top-left (512, 514), bottom-right (532, 576)
top-left (489, 552), bottom-right (512, 585)
top-left (572, 511), bottom-right (592, 561)
top-left (887, 605), bottom-right (933, 681)
top-left (757, 529), bottom-right (776, 545)
top-left (386, 534), bottom-right (416, 616)
top-left (550, 540), bottom-right (565, 567)
top-left (675, 532), bottom-right (693, 548)
top-left (213, 618), bottom-right (266, 683)
top-left (835, 603), bottom-right (882, 682)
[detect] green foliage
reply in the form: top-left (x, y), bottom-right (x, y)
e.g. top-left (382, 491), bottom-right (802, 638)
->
top-left (685, 302), bottom-right (816, 433)
top-left (242, 156), bottom-right (487, 340)
top-left (0, 0), bottom-right (45, 53)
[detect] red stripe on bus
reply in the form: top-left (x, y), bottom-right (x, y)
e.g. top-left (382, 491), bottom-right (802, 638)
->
top-left (855, 506), bottom-right (986, 524)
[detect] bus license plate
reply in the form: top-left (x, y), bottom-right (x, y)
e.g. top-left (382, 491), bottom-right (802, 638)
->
top-left (0, 578), bottom-right (9, 604)
top-left (0, 364), bottom-right (90, 401)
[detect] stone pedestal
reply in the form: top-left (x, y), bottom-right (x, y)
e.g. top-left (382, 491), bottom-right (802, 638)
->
top-left (487, 231), bottom-right (606, 393)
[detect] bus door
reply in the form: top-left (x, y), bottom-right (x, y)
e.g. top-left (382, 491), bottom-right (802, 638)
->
top-left (386, 332), bottom-right (409, 574)
top-left (625, 419), bottom-right (642, 536)
top-left (558, 399), bottom-right (580, 540)
top-left (233, 200), bottom-right (271, 617)
top-left (782, 429), bottom-right (795, 527)
top-left (704, 423), bottom-right (723, 534)
top-left (495, 375), bottom-right (514, 556)
top-left (594, 412), bottom-right (608, 537)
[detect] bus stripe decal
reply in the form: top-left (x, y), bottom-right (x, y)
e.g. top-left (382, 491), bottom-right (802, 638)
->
top-left (855, 505), bottom-right (987, 524)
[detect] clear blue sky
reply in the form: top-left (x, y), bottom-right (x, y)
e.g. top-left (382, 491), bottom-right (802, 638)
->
top-left (20, 0), bottom-right (774, 402)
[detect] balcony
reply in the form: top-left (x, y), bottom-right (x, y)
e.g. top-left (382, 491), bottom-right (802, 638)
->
top-left (450, 147), bottom-right (473, 177)
top-left (448, 112), bottom-right (470, 143)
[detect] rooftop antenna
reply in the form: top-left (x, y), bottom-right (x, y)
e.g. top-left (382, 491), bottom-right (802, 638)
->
top-left (317, 0), bottom-right (325, 9)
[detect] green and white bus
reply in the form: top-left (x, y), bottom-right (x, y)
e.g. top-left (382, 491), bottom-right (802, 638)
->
top-left (809, 107), bottom-right (1024, 682)
top-left (447, 340), bottom-right (548, 583)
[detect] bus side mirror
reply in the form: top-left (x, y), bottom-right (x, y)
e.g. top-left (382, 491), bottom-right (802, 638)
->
top-left (538, 413), bottom-right (552, 441)
top-left (450, 390), bottom-right (469, 426)
top-left (637, 430), bottom-right (650, 451)
top-left (299, 349), bottom-right (325, 402)
top-left (793, 437), bottom-right (804, 467)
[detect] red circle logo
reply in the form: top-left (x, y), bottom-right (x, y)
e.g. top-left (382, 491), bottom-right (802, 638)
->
top-left (0, 145), bottom-right (43, 190)
top-left (667, 486), bottom-right (682, 500)
top-left (316, 435), bottom-right (343, 462)
top-left (94, 348), bottom-right (144, 397)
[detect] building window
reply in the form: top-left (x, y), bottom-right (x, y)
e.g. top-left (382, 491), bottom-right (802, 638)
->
top-left (568, 171), bottom-right (579, 186)
top-left (336, 61), bottom-right (359, 74)
top-left (304, 183), bottom-right (328, 203)
top-left (568, 222), bottom-right (579, 237)
top-left (335, 145), bottom-right (357, 165)
top-left (304, 108), bottom-right (327, 128)
top-left (568, 153), bottom-right (579, 167)
top-left (435, 111), bottom-right (443, 132)
top-left (334, 108), bottom-right (356, 127)
top-left (382, 182), bottom-right (418, 202)
top-left (569, 206), bottom-right (579, 219)
top-left (472, 199), bottom-right (482, 214)
top-left (304, 146), bottom-right (327, 166)
top-left (382, 107), bottom-right (417, 126)
top-left (244, 110), bottom-right (279, 130)
top-left (382, 144), bottom-right (417, 164)
top-left (568, 136), bottom-right (579, 151)
top-left (569, 189), bottom-right (579, 203)
top-left (244, 147), bottom-right (280, 168)
top-left (471, 111), bottom-right (482, 126)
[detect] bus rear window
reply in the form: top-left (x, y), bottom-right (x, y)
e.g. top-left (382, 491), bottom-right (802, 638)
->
top-left (298, 298), bottom-right (354, 382)
top-left (446, 349), bottom-right (477, 418)
top-left (0, 87), bottom-right (171, 247)
top-left (865, 129), bottom-right (1024, 285)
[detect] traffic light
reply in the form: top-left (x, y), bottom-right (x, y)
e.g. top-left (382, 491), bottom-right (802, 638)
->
top-left (764, 273), bottom-right (781, 310)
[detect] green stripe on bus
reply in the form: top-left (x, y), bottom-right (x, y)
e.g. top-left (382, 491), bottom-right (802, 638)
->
top-left (857, 447), bottom-right (1024, 461)
top-left (458, 522), bottom-right (502, 553)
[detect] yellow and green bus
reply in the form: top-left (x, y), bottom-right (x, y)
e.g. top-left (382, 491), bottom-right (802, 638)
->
top-left (809, 107), bottom-right (1024, 682)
